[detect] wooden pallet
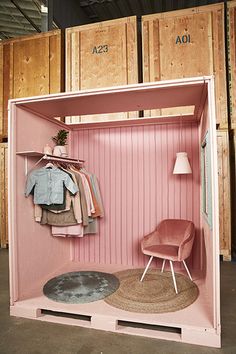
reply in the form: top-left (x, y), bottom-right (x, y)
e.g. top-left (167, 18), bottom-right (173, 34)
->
top-left (10, 299), bottom-right (221, 348)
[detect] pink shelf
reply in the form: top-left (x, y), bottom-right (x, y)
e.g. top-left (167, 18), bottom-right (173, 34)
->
top-left (16, 151), bottom-right (85, 163)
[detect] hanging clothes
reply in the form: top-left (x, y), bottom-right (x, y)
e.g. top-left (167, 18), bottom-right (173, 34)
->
top-left (25, 161), bottom-right (104, 238)
top-left (41, 205), bottom-right (78, 226)
top-left (25, 166), bottom-right (78, 204)
top-left (72, 171), bottom-right (89, 227)
top-left (91, 174), bottom-right (104, 217)
top-left (51, 225), bottom-right (84, 237)
top-left (57, 166), bottom-right (82, 224)
top-left (34, 189), bottom-right (73, 222)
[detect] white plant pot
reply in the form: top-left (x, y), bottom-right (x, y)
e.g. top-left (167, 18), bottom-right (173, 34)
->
top-left (43, 144), bottom-right (53, 155)
top-left (53, 145), bottom-right (67, 157)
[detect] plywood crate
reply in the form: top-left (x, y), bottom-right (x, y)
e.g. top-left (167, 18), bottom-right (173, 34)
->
top-left (0, 30), bottom-right (64, 140)
top-left (66, 17), bottom-right (138, 123)
top-left (217, 131), bottom-right (231, 261)
top-left (229, 129), bottom-right (236, 258)
top-left (0, 45), bottom-right (3, 142)
top-left (0, 143), bottom-right (8, 248)
top-left (227, 1), bottom-right (236, 129)
top-left (142, 3), bottom-right (228, 128)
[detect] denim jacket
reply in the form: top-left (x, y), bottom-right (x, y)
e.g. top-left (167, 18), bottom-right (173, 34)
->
top-left (25, 167), bottom-right (78, 205)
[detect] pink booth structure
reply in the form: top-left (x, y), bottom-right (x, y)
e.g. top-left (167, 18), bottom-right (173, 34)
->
top-left (8, 77), bottom-right (220, 347)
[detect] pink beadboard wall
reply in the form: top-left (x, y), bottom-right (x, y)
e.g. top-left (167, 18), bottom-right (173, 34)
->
top-left (72, 121), bottom-right (201, 268)
top-left (199, 99), bottom-right (214, 320)
top-left (11, 109), bottom-right (71, 301)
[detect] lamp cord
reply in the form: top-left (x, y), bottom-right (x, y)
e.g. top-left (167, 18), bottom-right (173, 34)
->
top-left (180, 115), bottom-right (183, 151)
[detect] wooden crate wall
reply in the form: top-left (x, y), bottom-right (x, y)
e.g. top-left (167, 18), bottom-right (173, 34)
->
top-left (0, 29), bottom-right (64, 140)
top-left (217, 131), bottom-right (231, 261)
top-left (142, 3), bottom-right (228, 129)
top-left (227, 1), bottom-right (236, 129)
top-left (0, 143), bottom-right (8, 248)
top-left (227, 1), bottom-right (236, 259)
top-left (229, 129), bottom-right (236, 258)
top-left (0, 45), bottom-right (3, 141)
top-left (66, 17), bottom-right (138, 123)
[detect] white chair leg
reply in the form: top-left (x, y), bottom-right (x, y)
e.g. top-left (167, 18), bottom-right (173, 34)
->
top-left (182, 260), bottom-right (193, 281)
top-left (140, 256), bottom-right (153, 282)
top-left (161, 259), bottom-right (166, 273)
top-left (169, 260), bottom-right (178, 294)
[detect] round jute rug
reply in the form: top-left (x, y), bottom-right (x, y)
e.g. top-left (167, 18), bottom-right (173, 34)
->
top-left (104, 268), bottom-right (199, 313)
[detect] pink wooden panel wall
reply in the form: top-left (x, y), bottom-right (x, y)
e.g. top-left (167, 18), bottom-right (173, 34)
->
top-left (72, 122), bottom-right (200, 268)
top-left (199, 99), bottom-right (214, 316)
top-left (13, 109), bottom-right (71, 300)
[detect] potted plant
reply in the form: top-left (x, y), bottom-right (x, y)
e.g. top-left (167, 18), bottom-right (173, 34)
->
top-left (52, 129), bottom-right (69, 157)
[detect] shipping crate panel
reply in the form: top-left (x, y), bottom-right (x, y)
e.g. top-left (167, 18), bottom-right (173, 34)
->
top-left (229, 129), bottom-right (236, 259)
top-left (228, 1), bottom-right (236, 129)
top-left (0, 45), bottom-right (3, 139)
top-left (0, 143), bottom-right (8, 248)
top-left (0, 30), bottom-right (63, 139)
top-left (66, 17), bottom-right (138, 123)
top-left (217, 131), bottom-right (231, 260)
top-left (142, 4), bottom-right (227, 128)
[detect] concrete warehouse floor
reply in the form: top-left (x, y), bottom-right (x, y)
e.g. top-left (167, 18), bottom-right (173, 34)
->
top-left (0, 249), bottom-right (236, 354)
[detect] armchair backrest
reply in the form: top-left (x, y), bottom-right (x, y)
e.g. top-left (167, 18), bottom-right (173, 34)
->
top-left (157, 219), bottom-right (195, 249)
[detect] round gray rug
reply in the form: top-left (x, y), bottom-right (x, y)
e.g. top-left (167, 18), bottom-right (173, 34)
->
top-left (43, 271), bottom-right (120, 304)
top-left (104, 268), bottom-right (199, 313)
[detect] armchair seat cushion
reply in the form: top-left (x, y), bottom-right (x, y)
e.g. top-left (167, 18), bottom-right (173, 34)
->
top-left (143, 244), bottom-right (179, 261)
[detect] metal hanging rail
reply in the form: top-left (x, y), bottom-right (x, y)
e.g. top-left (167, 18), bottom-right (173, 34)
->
top-left (16, 151), bottom-right (85, 175)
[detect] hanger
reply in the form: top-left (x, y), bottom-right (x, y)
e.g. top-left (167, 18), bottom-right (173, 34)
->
top-left (45, 162), bottom-right (54, 169)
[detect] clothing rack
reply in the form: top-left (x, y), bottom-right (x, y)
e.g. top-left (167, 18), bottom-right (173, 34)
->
top-left (16, 151), bottom-right (85, 175)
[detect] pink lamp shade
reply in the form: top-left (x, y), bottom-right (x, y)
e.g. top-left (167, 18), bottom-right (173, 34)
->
top-left (173, 152), bottom-right (192, 174)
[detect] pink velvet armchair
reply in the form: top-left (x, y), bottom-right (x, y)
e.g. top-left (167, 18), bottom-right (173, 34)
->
top-left (140, 219), bottom-right (195, 294)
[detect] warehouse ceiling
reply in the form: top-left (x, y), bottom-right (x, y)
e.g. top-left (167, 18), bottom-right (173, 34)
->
top-left (0, 0), bottom-right (225, 41)
top-left (0, 0), bottom-right (42, 39)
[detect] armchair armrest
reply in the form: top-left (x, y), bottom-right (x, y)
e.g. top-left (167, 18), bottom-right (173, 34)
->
top-left (178, 223), bottom-right (195, 261)
top-left (141, 229), bottom-right (161, 251)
